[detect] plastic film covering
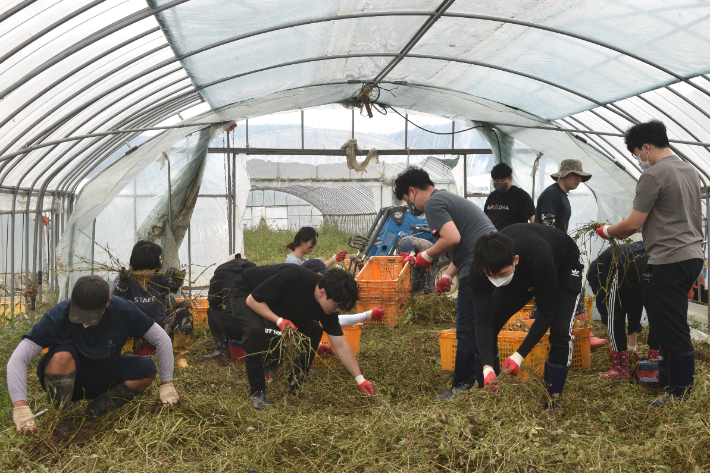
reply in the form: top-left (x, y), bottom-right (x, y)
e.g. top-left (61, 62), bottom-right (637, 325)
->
top-left (56, 123), bottom-right (229, 296)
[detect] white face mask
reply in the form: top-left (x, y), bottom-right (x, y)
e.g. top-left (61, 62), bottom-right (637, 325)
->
top-left (636, 148), bottom-right (651, 171)
top-left (488, 269), bottom-right (515, 287)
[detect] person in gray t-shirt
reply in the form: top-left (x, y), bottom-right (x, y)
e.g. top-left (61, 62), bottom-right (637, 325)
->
top-left (596, 120), bottom-right (703, 406)
top-left (394, 167), bottom-right (496, 401)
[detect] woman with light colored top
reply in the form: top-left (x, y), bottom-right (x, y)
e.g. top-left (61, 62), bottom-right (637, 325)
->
top-left (284, 226), bottom-right (347, 267)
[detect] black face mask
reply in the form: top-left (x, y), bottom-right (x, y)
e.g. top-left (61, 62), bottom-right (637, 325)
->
top-left (407, 199), bottom-right (424, 217)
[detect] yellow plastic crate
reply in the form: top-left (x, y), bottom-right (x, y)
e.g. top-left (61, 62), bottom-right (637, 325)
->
top-left (315, 323), bottom-right (363, 366)
top-left (570, 326), bottom-right (592, 370)
top-left (438, 328), bottom-right (550, 381)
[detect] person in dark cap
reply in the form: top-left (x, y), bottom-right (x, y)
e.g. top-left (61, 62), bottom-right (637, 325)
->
top-left (535, 159), bottom-right (592, 233)
top-left (6, 275), bottom-right (178, 434)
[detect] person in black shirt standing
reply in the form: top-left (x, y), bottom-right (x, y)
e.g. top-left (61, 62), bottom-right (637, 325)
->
top-left (535, 159), bottom-right (591, 233)
top-left (484, 163), bottom-right (536, 230)
top-left (470, 224), bottom-right (583, 412)
top-left (224, 264), bottom-right (375, 410)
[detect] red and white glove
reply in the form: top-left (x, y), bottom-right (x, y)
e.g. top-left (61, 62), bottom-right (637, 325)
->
top-left (277, 317), bottom-right (298, 332)
top-left (595, 224), bottom-right (611, 240)
top-left (400, 252), bottom-right (415, 268)
top-left (482, 366), bottom-right (497, 388)
top-left (501, 352), bottom-right (523, 376)
top-left (414, 251), bottom-right (433, 268)
top-left (435, 274), bottom-right (453, 295)
top-left (367, 306), bottom-right (385, 322)
top-left (333, 249), bottom-right (348, 262)
top-left (317, 343), bottom-right (335, 357)
top-left (355, 374), bottom-right (376, 395)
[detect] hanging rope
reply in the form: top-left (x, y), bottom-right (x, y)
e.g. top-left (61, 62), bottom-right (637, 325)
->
top-left (340, 139), bottom-right (379, 174)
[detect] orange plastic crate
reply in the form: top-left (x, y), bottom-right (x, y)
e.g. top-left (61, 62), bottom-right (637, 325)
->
top-left (438, 328), bottom-right (550, 381)
top-left (356, 295), bottom-right (408, 327)
top-left (175, 298), bottom-right (208, 326)
top-left (356, 256), bottom-right (411, 297)
top-left (570, 326), bottom-right (592, 370)
top-left (355, 257), bottom-right (411, 326)
top-left (315, 323), bottom-right (363, 365)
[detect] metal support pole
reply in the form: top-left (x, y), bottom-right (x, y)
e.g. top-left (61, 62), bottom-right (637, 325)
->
top-left (404, 113), bottom-right (408, 148)
top-left (451, 121), bottom-right (455, 149)
top-left (301, 110), bottom-right (305, 149)
top-left (10, 207), bottom-right (15, 321)
top-left (167, 157), bottom-right (172, 231)
top-left (187, 222), bottom-right (192, 299)
top-left (463, 154), bottom-right (467, 198)
top-left (133, 179), bottom-right (137, 239)
top-left (37, 210), bottom-right (43, 303)
top-left (226, 146), bottom-right (232, 254)
top-left (245, 119), bottom-right (249, 148)
top-left (90, 219), bottom-right (96, 275)
top-left (232, 152), bottom-right (237, 251)
top-left (24, 206), bottom-right (30, 294)
top-left (351, 108), bottom-right (355, 139)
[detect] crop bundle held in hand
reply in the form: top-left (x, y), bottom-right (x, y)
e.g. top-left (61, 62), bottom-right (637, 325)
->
top-left (572, 221), bottom-right (640, 309)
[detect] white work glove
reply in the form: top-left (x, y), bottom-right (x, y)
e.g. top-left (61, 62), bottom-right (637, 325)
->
top-left (160, 383), bottom-right (180, 405)
top-left (13, 406), bottom-right (38, 433)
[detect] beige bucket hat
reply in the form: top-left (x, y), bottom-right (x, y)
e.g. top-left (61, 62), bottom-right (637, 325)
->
top-left (550, 159), bottom-right (592, 182)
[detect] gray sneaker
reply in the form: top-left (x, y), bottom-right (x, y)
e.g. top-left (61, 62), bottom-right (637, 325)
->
top-left (433, 382), bottom-right (475, 401)
top-left (250, 391), bottom-right (271, 411)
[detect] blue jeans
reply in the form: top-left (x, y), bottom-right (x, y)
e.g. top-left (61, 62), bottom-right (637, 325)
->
top-left (454, 276), bottom-right (476, 353)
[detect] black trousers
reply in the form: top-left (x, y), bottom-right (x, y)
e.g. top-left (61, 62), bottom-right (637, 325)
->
top-left (489, 289), bottom-right (579, 366)
top-left (225, 296), bottom-right (323, 361)
top-left (642, 258), bottom-right (703, 353)
top-left (606, 271), bottom-right (644, 352)
top-left (207, 306), bottom-right (232, 341)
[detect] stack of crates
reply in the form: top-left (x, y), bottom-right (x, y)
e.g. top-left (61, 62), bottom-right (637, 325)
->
top-left (355, 256), bottom-right (411, 326)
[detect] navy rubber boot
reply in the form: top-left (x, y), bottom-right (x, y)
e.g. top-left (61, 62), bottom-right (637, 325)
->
top-left (543, 361), bottom-right (569, 412)
top-left (648, 351), bottom-right (694, 406)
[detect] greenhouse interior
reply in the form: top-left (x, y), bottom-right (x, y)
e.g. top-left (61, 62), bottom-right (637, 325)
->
top-left (6, 0), bottom-right (710, 470)
top-left (0, 0), bottom-right (709, 317)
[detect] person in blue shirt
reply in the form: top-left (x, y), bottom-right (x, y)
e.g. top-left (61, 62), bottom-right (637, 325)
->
top-left (7, 275), bottom-right (179, 434)
top-left (112, 241), bottom-right (192, 368)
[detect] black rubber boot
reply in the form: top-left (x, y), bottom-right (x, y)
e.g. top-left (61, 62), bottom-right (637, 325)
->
top-left (244, 353), bottom-right (268, 409)
top-left (543, 361), bottom-right (569, 412)
top-left (434, 348), bottom-right (477, 401)
top-left (45, 372), bottom-right (76, 434)
top-left (86, 382), bottom-right (143, 421)
top-left (648, 351), bottom-right (695, 406)
top-left (202, 335), bottom-right (228, 360)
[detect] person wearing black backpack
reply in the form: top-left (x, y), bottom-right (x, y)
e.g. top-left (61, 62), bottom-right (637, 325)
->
top-left (203, 253), bottom-right (256, 360)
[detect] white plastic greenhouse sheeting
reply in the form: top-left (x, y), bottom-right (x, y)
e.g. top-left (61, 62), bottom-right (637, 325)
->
top-left (56, 122), bottom-right (232, 295)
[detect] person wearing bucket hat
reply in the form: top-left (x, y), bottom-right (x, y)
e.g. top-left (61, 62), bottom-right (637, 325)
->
top-left (6, 275), bottom-right (178, 434)
top-left (535, 159), bottom-right (591, 234)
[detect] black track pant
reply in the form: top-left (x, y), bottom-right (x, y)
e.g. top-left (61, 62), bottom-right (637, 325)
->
top-left (207, 306), bottom-right (234, 340)
top-left (642, 258), bottom-right (703, 354)
top-left (606, 274), bottom-right (644, 352)
top-left (486, 288), bottom-right (579, 366)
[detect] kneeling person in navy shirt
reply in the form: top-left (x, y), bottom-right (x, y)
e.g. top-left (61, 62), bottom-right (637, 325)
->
top-left (470, 225), bottom-right (583, 412)
top-left (7, 276), bottom-right (179, 434)
top-left (224, 264), bottom-right (374, 410)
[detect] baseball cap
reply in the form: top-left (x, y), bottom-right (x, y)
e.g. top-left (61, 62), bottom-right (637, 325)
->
top-left (69, 275), bottom-right (110, 326)
top-left (302, 258), bottom-right (328, 275)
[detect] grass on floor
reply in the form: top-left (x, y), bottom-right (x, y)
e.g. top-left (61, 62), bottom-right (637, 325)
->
top-left (2, 318), bottom-right (710, 472)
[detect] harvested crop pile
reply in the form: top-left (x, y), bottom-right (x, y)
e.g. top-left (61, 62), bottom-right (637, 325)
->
top-left (402, 292), bottom-right (457, 325)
